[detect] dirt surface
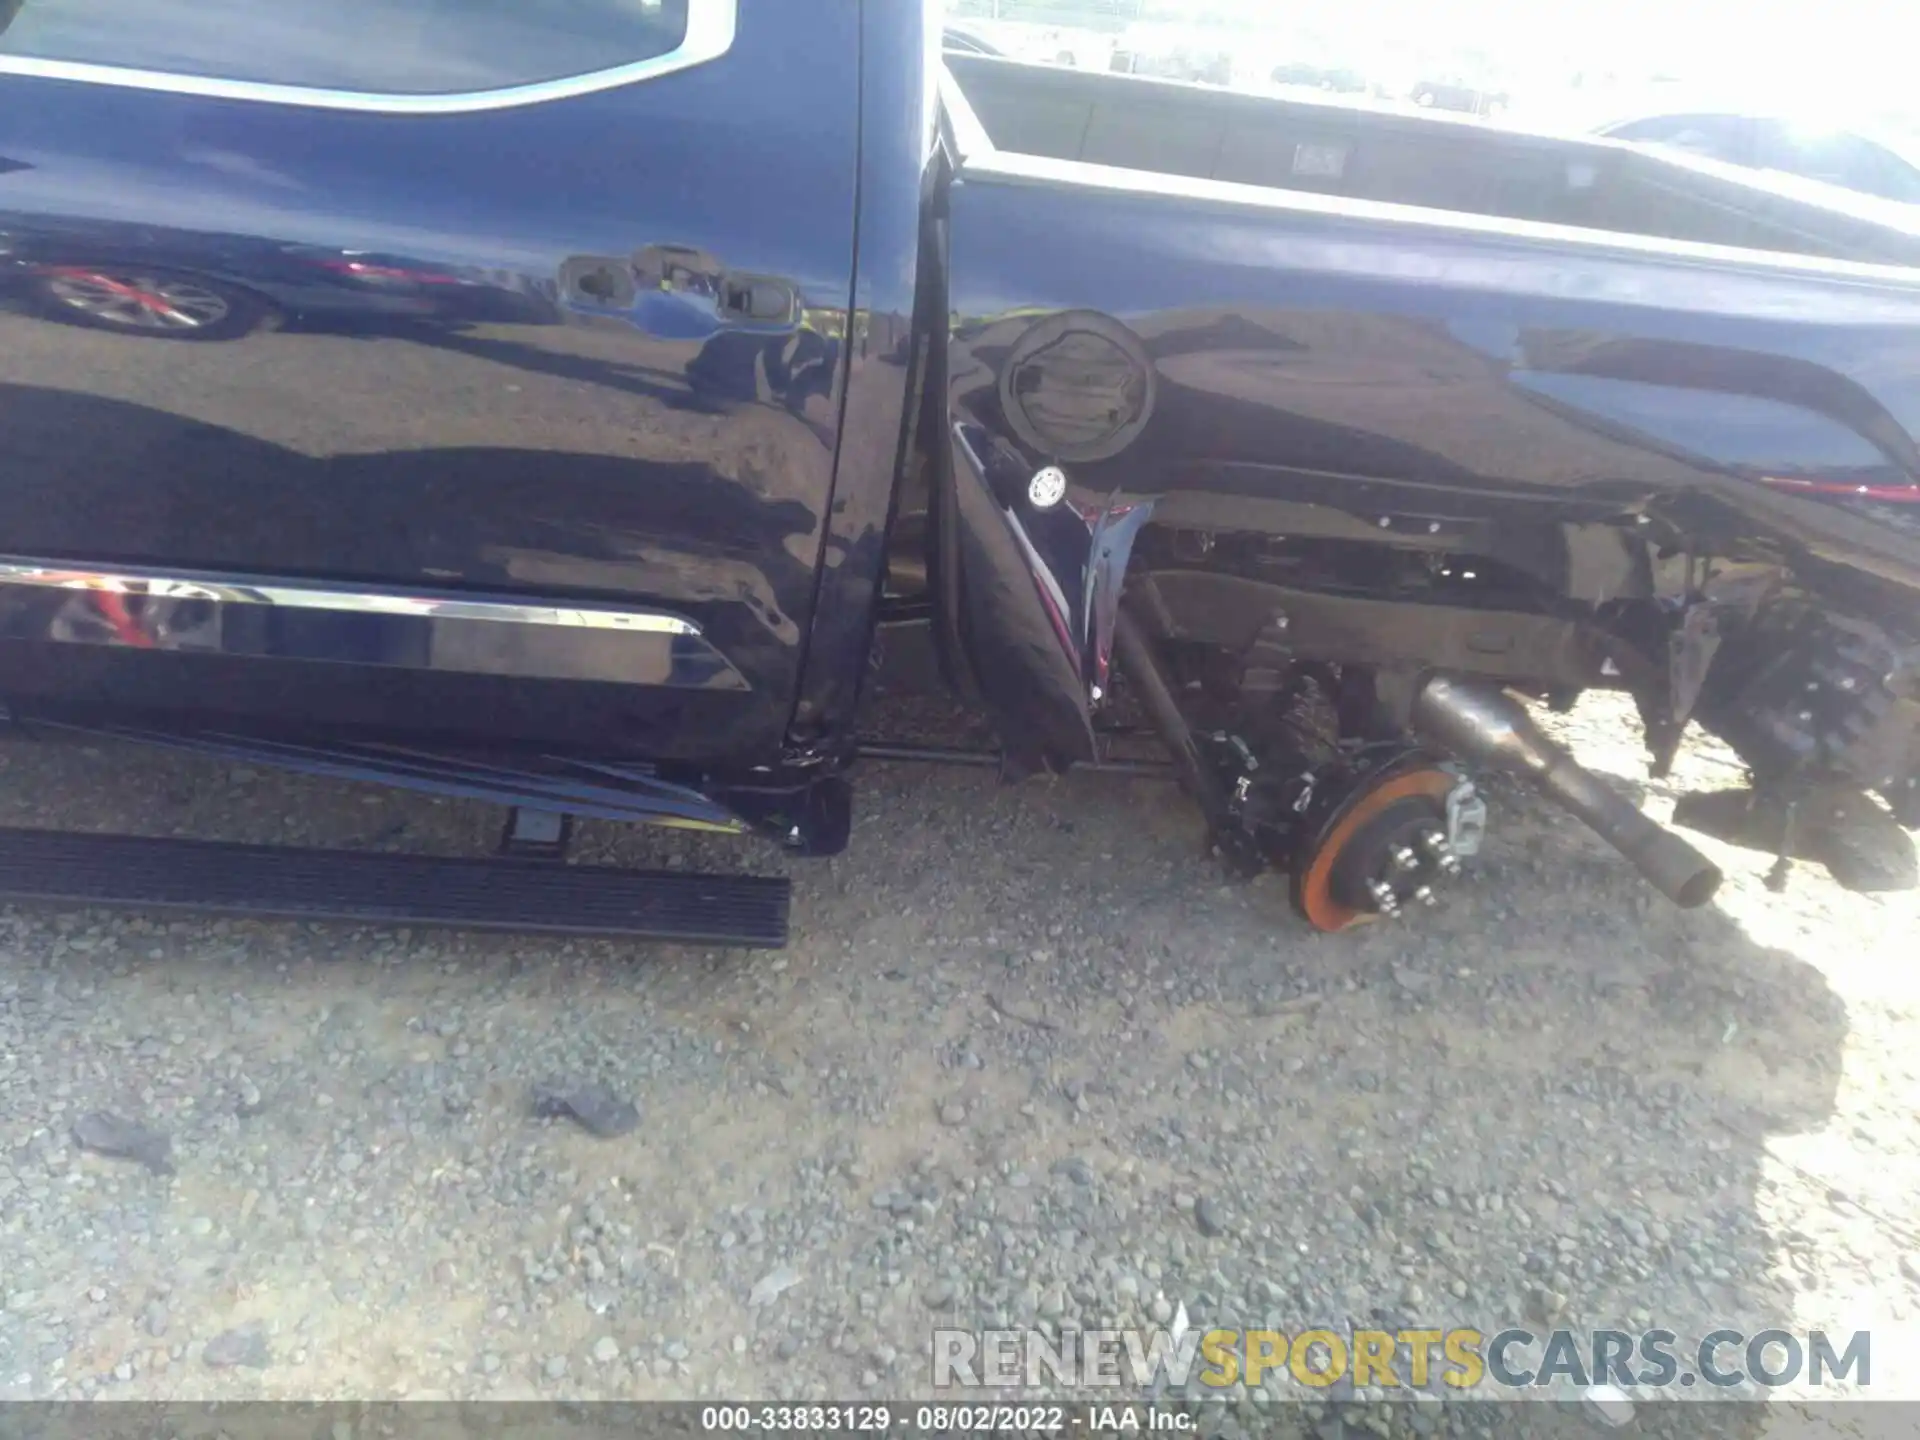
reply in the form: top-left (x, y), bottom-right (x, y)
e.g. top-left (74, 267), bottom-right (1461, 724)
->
top-left (0, 665), bottom-right (1915, 1427)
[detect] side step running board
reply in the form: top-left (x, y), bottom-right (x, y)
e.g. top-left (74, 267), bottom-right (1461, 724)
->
top-left (0, 829), bottom-right (790, 947)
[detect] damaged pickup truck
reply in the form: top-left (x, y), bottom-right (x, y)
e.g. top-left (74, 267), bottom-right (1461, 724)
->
top-left (0, 0), bottom-right (1915, 944)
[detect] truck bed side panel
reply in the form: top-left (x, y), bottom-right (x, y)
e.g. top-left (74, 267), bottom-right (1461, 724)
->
top-left (941, 164), bottom-right (1920, 764)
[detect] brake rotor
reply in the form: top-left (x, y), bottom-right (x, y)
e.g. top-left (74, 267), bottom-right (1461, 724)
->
top-left (1292, 763), bottom-right (1460, 933)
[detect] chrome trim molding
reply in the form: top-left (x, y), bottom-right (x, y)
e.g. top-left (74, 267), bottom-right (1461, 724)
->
top-left (0, 0), bottom-right (737, 113)
top-left (0, 559), bottom-right (749, 689)
top-left (0, 561), bottom-right (700, 633)
top-left (962, 148), bottom-right (1920, 286)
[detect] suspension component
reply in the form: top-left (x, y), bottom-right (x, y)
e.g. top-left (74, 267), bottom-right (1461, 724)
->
top-left (1113, 607), bottom-right (1266, 875)
top-left (1695, 601), bottom-right (1909, 793)
top-left (1289, 759), bottom-right (1479, 930)
top-left (1117, 603), bottom-right (1488, 932)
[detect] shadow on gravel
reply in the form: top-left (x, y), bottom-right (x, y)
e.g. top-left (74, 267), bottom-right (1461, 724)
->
top-left (0, 641), bottom-right (1860, 1416)
top-left (842, 648), bottom-right (1856, 1420)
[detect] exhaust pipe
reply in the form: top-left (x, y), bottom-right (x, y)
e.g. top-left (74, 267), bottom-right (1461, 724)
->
top-left (1412, 676), bottom-right (1722, 909)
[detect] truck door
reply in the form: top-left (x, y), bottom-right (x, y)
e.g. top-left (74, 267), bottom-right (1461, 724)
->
top-left (0, 0), bottom-right (857, 765)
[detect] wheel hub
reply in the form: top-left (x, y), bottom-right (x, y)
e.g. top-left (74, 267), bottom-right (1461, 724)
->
top-left (1325, 797), bottom-right (1461, 919)
top-left (1291, 762), bottom-right (1476, 932)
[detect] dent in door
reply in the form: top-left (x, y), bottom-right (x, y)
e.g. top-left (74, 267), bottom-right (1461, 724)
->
top-left (0, 0), bottom-right (862, 760)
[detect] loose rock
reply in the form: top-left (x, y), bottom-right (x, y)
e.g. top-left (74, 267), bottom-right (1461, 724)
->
top-left (202, 1324), bottom-right (271, 1370)
top-left (71, 1112), bottom-right (174, 1175)
top-left (1195, 1196), bottom-right (1231, 1237)
top-left (529, 1081), bottom-right (641, 1139)
top-left (749, 1265), bottom-right (803, 1308)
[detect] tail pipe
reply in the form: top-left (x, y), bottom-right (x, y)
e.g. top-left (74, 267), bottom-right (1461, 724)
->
top-left (1412, 675), bottom-right (1722, 909)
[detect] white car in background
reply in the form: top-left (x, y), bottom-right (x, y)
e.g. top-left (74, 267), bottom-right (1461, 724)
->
top-left (1108, 21), bottom-right (1235, 86)
top-left (943, 19), bottom-right (1110, 71)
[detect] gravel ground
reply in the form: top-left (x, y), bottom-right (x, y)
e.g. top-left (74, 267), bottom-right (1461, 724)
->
top-left (0, 649), bottom-right (1915, 1428)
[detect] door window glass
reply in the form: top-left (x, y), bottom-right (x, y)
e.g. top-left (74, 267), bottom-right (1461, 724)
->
top-left (0, 0), bottom-right (696, 96)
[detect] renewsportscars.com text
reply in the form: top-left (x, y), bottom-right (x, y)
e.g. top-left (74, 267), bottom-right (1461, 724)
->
top-left (930, 1326), bottom-right (1870, 1392)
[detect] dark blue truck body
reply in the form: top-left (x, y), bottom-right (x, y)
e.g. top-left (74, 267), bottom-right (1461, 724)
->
top-left (0, 0), bottom-right (1916, 927)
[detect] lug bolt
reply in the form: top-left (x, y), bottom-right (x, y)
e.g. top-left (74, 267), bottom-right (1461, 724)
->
top-left (1027, 466), bottom-right (1068, 510)
top-left (1419, 830), bottom-right (1462, 875)
top-left (1390, 844), bottom-right (1420, 872)
top-left (1413, 885), bottom-right (1437, 907)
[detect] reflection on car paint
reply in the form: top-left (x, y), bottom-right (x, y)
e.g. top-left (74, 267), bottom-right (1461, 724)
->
top-left (0, 560), bottom-right (746, 688)
top-left (0, 0), bottom-right (870, 766)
